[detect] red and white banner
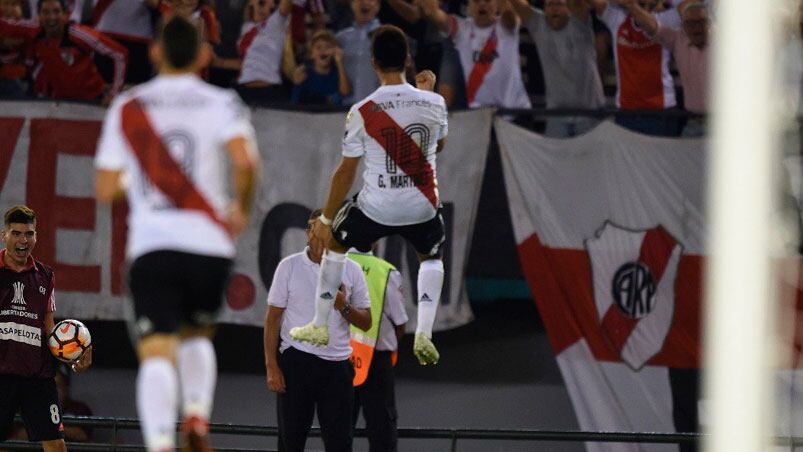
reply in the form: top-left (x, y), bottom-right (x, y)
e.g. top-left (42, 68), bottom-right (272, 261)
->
top-left (0, 101), bottom-right (491, 330)
top-left (497, 118), bottom-right (705, 451)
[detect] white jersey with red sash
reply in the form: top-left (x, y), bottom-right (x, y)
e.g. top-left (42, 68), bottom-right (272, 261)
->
top-left (600, 6), bottom-right (679, 109)
top-left (95, 74), bottom-right (257, 260)
top-left (342, 83), bottom-right (448, 226)
top-left (448, 16), bottom-right (531, 109)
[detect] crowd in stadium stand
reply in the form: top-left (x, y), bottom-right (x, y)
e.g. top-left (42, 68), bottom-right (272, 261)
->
top-left (0, 0), bottom-right (745, 137)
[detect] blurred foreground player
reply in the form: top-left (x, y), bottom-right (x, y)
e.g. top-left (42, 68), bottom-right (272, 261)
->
top-left (94, 16), bottom-right (259, 452)
top-left (0, 205), bottom-right (92, 452)
top-left (291, 25), bottom-right (447, 366)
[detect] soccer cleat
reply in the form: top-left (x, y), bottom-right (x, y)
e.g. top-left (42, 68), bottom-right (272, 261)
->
top-left (181, 415), bottom-right (213, 452)
top-left (289, 323), bottom-right (329, 346)
top-left (413, 333), bottom-right (439, 365)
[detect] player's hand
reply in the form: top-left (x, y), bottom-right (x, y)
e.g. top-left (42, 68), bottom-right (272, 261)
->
top-left (266, 365), bottom-right (286, 393)
top-left (226, 202), bottom-right (248, 237)
top-left (292, 65), bottom-right (307, 85)
top-left (72, 346), bottom-right (92, 373)
top-left (415, 70), bottom-right (437, 92)
top-left (309, 219), bottom-right (332, 261)
top-left (413, 333), bottom-right (439, 365)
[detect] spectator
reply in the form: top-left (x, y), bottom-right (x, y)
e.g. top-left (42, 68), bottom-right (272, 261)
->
top-left (621, 0), bottom-right (710, 137)
top-left (419, 0), bottom-right (532, 110)
top-left (291, 29), bottom-right (351, 106)
top-left (589, 0), bottom-right (681, 136)
top-left (88, 0), bottom-right (160, 84)
top-left (336, 0), bottom-right (381, 105)
top-left (211, 0), bottom-right (271, 73)
top-left (54, 364), bottom-right (93, 442)
top-left (510, 0), bottom-right (605, 137)
top-left (0, 0), bottom-right (128, 104)
top-left (24, 0), bottom-right (81, 20)
top-left (236, 0), bottom-right (292, 104)
top-left (0, 0), bottom-right (26, 98)
top-left (264, 210), bottom-right (371, 452)
top-left (349, 249), bottom-right (407, 452)
top-left (160, 0), bottom-right (220, 45)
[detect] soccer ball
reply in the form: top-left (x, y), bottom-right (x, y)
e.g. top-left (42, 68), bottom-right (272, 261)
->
top-left (48, 319), bottom-right (91, 363)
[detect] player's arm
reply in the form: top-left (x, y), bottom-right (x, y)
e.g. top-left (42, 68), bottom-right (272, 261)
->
top-left (416, 0), bottom-right (451, 34)
top-left (499, 0), bottom-right (519, 32)
top-left (225, 136), bottom-right (259, 237)
top-left (508, 0), bottom-right (535, 24)
top-left (264, 305), bottom-right (286, 393)
top-left (95, 169), bottom-right (125, 202)
top-left (436, 138), bottom-right (446, 153)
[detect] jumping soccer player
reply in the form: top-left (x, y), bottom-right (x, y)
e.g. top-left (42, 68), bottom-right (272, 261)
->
top-left (290, 24), bottom-right (446, 366)
top-left (94, 16), bottom-right (259, 452)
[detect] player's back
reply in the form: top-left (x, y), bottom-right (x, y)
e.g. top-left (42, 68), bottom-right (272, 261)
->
top-left (344, 83), bottom-right (448, 226)
top-left (96, 74), bottom-right (254, 260)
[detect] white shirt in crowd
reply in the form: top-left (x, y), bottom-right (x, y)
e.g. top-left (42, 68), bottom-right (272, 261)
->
top-left (95, 74), bottom-right (257, 260)
top-left (343, 83), bottom-right (448, 226)
top-left (93, 0), bottom-right (155, 41)
top-left (448, 15), bottom-right (532, 109)
top-left (238, 10), bottom-right (289, 85)
top-left (268, 249), bottom-right (372, 361)
top-left (373, 268), bottom-right (407, 351)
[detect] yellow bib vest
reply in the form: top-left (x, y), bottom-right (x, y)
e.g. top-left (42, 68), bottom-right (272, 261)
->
top-left (348, 252), bottom-right (396, 386)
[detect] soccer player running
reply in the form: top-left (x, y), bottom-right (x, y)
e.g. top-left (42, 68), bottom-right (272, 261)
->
top-left (94, 17), bottom-right (259, 452)
top-left (291, 25), bottom-right (446, 366)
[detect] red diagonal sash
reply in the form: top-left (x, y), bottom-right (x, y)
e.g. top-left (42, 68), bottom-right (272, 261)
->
top-left (465, 27), bottom-right (498, 105)
top-left (120, 98), bottom-right (229, 235)
top-left (601, 227), bottom-right (676, 352)
top-left (358, 101), bottom-right (438, 209)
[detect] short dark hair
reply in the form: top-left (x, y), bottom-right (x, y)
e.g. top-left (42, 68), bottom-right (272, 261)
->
top-left (4, 205), bottom-right (36, 226)
top-left (157, 16), bottom-right (200, 70)
top-left (371, 25), bottom-right (408, 72)
top-left (37, 0), bottom-right (65, 12)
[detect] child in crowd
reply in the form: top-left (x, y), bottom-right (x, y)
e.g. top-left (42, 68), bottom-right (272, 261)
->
top-left (291, 29), bottom-right (351, 105)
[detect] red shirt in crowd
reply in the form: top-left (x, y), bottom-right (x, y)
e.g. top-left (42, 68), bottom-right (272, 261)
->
top-left (0, 18), bottom-right (127, 100)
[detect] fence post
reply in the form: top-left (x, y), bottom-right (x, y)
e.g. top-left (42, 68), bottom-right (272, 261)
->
top-left (112, 418), bottom-right (118, 452)
top-left (450, 430), bottom-right (458, 452)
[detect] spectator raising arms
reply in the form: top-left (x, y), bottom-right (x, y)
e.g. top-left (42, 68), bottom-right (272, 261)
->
top-left (419, 0), bottom-right (531, 109)
top-left (236, 0), bottom-right (293, 104)
top-left (160, 0), bottom-right (220, 45)
top-left (0, 0), bottom-right (127, 104)
top-left (336, 0), bottom-right (381, 105)
top-left (89, 0), bottom-right (161, 84)
top-left (588, 0), bottom-right (681, 135)
top-left (509, 0), bottom-right (605, 137)
top-left (0, 0), bottom-right (26, 98)
top-left (291, 30), bottom-right (351, 106)
top-left (619, 0), bottom-right (710, 137)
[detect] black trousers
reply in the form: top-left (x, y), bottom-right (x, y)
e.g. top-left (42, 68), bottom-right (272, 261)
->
top-left (277, 347), bottom-right (354, 452)
top-left (353, 351), bottom-right (398, 452)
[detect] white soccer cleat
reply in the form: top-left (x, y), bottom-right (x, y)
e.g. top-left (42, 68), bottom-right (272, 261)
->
top-left (413, 332), bottom-right (439, 365)
top-left (289, 323), bottom-right (329, 346)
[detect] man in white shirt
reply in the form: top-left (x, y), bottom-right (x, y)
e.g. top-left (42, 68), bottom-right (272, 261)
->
top-left (264, 209), bottom-right (371, 452)
top-left (236, 0), bottom-right (293, 104)
top-left (95, 16), bottom-right (259, 452)
top-left (290, 25), bottom-right (445, 367)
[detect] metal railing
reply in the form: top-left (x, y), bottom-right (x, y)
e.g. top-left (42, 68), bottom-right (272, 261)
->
top-left (3, 415), bottom-right (802, 452)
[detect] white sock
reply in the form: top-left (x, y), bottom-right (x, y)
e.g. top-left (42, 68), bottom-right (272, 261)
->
top-left (416, 259), bottom-right (444, 337)
top-left (177, 337), bottom-right (217, 420)
top-left (137, 358), bottom-right (178, 452)
top-left (311, 250), bottom-right (346, 327)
